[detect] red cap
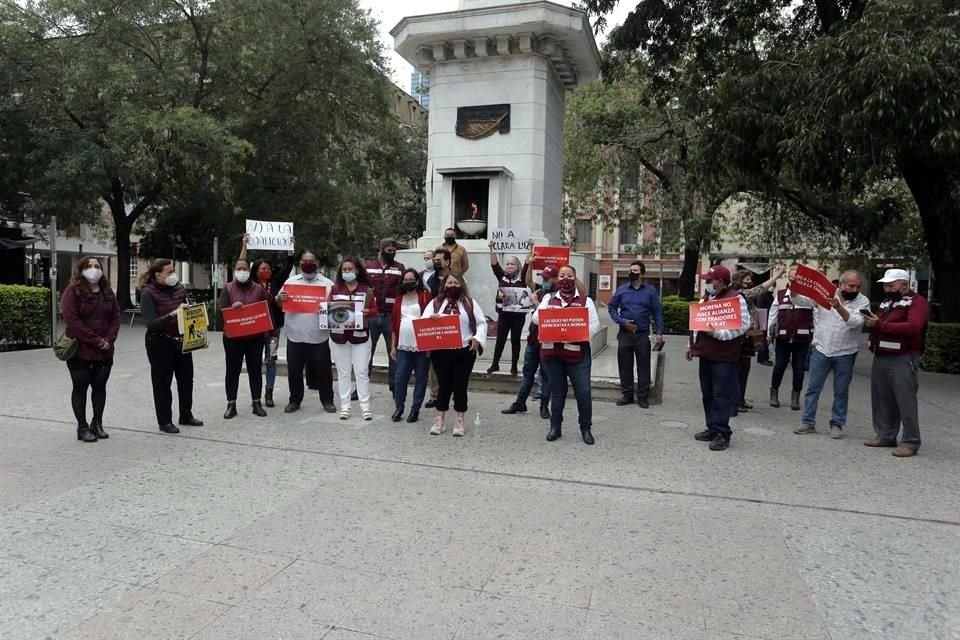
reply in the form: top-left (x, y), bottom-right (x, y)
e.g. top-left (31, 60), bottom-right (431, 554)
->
top-left (541, 265), bottom-right (559, 279)
top-left (701, 265), bottom-right (731, 283)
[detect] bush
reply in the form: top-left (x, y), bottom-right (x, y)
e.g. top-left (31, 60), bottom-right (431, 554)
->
top-left (0, 284), bottom-right (50, 348)
top-left (662, 295), bottom-right (692, 335)
top-left (921, 323), bottom-right (960, 374)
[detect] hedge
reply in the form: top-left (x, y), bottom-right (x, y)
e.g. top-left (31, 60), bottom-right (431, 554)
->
top-left (921, 323), bottom-right (960, 374)
top-left (0, 284), bottom-right (50, 348)
top-left (662, 295), bottom-right (692, 335)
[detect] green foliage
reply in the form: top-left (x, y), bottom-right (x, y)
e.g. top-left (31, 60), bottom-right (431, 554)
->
top-left (0, 285), bottom-right (50, 347)
top-left (660, 295), bottom-right (691, 335)
top-left (921, 323), bottom-right (960, 374)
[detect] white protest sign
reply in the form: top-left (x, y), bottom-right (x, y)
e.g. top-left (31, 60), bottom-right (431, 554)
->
top-left (490, 228), bottom-right (530, 253)
top-left (245, 219), bottom-right (294, 251)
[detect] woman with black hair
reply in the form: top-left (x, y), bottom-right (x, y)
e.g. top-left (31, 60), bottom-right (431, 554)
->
top-left (219, 257), bottom-right (270, 419)
top-left (389, 267), bottom-right (433, 423)
top-left (329, 257), bottom-right (376, 420)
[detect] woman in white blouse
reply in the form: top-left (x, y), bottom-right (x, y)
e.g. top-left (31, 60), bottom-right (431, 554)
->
top-left (390, 268), bottom-right (433, 423)
top-left (421, 273), bottom-right (488, 436)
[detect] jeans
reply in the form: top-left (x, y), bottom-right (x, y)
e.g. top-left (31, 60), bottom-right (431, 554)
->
top-left (616, 330), bottom-right (651, 400)
top-left (263, 335), bottom-right (277, 390)
top-left (368, 312), bottom-right (395, 387)
top-left (541, 349), bottom-right (592, 431)
top-left (492, 313), bottom-right (525, 369)
top-left (516, 342), bottom-right (550, 406)
top-left (801, 350), bottom-right (857, 429)
top-left (145, 333), bottom-right (195, 425)
top-left (698, 358), bottom-right (739, 437)
top-left (223, 336), bottom-right (264, 402)
top-left (772, 340), bottom-right (810, 391)
top-left (66, 358), bottom-right (113, 427)
top-left (431, 347), bottom-right (477, 413)
top-left (287, 340), bottom-right (334, 405)
top-left (394, 350), bottom-right (430, 412)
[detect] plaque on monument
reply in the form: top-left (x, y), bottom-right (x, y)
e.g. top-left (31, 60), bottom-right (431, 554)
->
top-left (456, 104), bottom-right (511, 140)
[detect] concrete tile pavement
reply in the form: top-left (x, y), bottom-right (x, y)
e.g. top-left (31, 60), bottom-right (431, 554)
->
top-left (0, 325), bottom-right (958, 639)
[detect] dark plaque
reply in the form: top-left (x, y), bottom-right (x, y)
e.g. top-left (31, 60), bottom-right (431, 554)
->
top-left (456, 104), bottom-right (511, 140)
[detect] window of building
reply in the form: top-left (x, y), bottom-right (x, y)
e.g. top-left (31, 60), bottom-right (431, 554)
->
top-left (574, 219), bottom-right (593, 250)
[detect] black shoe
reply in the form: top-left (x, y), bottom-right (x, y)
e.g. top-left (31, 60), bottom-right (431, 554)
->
top-left (486, 363), bottom-right (499, 374)
top-left (90, 420), bottom-right (108, 439)
top-left (178, 417), bottom-right (203, 426)
top-left (252, 401), bottom-right (267, 417)
top-left (264, 389), bottom-right (275, 408)
top-left (731, 408), bottom-right (739, 417)
top-left (510, 366), bottom-right (518, 377)
top-left (284, 402), bottom-right (301, 414)
top-left (77, 427), bottom-right (97, 443)
top-left (406, 410), bottom-right (419, 423)
top-left (759, 360), bottom-right (773, 366)
top-left (709, 435), bottom-right (731, 451)
top-left (351, 390), bottom-right (359, 401)
top-left (159, 423), bottom-right (180, 434)
top-left (546, 426), bottom-right (561, 441)
top-left (616, 396), bottom-right (633, 406)
top-left (223, 404), bottom-right (238, 420)
top-left (694, 430), bottom-right (715, 442)
top-left (391, 409), bottom-right (403, 422)
top-left (539, 405), bottom-right (550, 420)
top-left (501, 402), bottom-right (527, 415)
top-left (323, 403), bottom-right (337, 413)
top-left (737, 403), bottom-right (750, 413)
top-left (637, 397), bottom-right (650, 409)
top-left (581, 429), bottom-right (595, 445)
top-left (388, 385), bottom-right (394, 393)
top-left (424, 399), bottom-right (436, 409)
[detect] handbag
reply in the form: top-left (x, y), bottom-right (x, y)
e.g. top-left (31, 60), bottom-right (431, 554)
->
top-left (54, 292), bottom-right (105, 361)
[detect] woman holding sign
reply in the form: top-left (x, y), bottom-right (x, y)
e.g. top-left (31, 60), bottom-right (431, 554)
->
top-left (421, 274), bottom-right (488, 436)
top-left (219, 258), bottom-right (270, 419)
top-left (486, 240), bottom-right (531, 376)
top-left (389, 268), bottom-right (433, 423)
top-left (328, 258), bottom-right (376, 421)
top-left (532, 265), bottom-right (601, 445)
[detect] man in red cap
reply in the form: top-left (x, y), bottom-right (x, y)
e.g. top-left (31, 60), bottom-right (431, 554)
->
top-left (686, 265), bottom-right (751, 450)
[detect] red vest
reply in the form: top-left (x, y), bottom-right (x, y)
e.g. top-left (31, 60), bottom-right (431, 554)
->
top-left (432, 296), bottom-right (477, 338)
top-left (774, 288), bottom-right (813, 343)
top-left (539, 293), bottom-right (588, 364)
top-left (869, 292), bottom-right (929, 355)
top-left (329, 283), bottom-right (370, 345)
top-left (365, 259), bottom-right (405, 313)
top-left (690, 288), bottom-right (742, 363)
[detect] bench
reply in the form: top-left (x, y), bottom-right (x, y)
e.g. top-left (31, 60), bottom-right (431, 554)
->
top-left (123, 307), bottom-right (142, 328)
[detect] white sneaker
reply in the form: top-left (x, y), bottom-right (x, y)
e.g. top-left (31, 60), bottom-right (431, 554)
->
top-left (453, 416), bottom-right (465, 437)
top-left (362, 409), bottom-right (373, 421)
top-left (430, 416), bottom-right (445, 435)
top-left (830, 425), bottom-right (845, 439)
top-left (339, 408), bottom-right (350, 420)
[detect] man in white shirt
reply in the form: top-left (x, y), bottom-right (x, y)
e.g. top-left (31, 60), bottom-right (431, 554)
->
top-left (794, 270), bottom-right (869, 438)
top-left (276, 251), bottom-right (337, 413)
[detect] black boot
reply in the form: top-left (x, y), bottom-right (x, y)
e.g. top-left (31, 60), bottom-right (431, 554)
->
top-left (264, 388), bottom-right (275, 408)
top-left (178, 416), bottom-right (203, 426)
top-left (501, 402), bottom-right (527, 414)
top-left (252, 401), bottom-right (267, 417)
top-left (77, 426), bottom-right (97, 443)
top-left (224, 403), bottom-right (238, 419)
top-left (391, 408), bottom-right (404, 422)
top-left (546, 425), bottom-right (562, 441)
top-left (407, 408), bottom-right (420, 423)
top-left (581, 428), bottom-right (595, 445)
top-left (539, 404), bottom-right (550, 420)
top-left (90, 419), bottom-right (108, 439)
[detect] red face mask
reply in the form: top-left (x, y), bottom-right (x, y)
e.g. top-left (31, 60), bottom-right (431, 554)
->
top-left (445, 285), bottom-right (462, 300)
top-left (558, 278), bottom-right (576, 293)
top-left (257, 264), bottom-right (272, 282)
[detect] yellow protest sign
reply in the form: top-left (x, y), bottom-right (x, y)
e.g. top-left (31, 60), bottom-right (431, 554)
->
top-left (177, 304), bottom-right (209, 353)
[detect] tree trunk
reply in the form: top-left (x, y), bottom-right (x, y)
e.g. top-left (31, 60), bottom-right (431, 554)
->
top-left (678, 244), bottom-right (701, 300)
top-left (109, 200), bottom-right (134, 311)
top-left (899, 157), bottom-right (959, 322)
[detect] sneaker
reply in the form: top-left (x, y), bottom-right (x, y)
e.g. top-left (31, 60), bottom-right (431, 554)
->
top-left (453, 415), bottom-right (465, 437)
top-left (430, 416), bottom-right (445, 435)
top-left (830, 425), bottom-right (845, 439)
top-left (362, 410), bottom-right (373, 421)
top-left (339, 409), bottom-right (350, 420)
top-left (793, 425), bottom-right (817, 435)
top-left (694, 430), bottom-right (715, 442)
top-left (709, 435), bottom-right (731, 451)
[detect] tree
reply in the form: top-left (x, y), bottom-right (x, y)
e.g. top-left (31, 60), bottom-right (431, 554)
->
top-left (586, 0), bottom-right (960, 320)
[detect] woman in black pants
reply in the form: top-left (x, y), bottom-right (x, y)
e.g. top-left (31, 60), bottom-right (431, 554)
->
top-left (423, 274), bottom-right (488, 437)
top-left (486, 240), bottom-right (529, 375)
top-left (140, 259), bottom-right (203, 434)
top-left (60, 257), bottom-right (121, 442)
top-left (220, 258), bottom-right (270, 419)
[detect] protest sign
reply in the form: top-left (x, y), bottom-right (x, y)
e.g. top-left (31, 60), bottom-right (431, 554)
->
top-left (538, 307), bottom-right (590, 342)
top-left (245, 219), bottom-right (294, 251)
top-left (319, 301), bottom-right (363, 330)
top-left (413, 315), bottom-right (463, 351)
top-left (791, 264), bottom-right (837, 309)
top-left (177, 304), bottom-right (209, 353)
top-left (490, 228), bottom-right (530, 253)
top-left (222, 301), bottom-right (274, 338)
top-left (282, 284), bottom-right (327, 314)
top-left (498, 287), bottom-right (535, 313)
top-left (688, 298), bottom-right (743, 332)
top-left (532, 246), bottom-right (570, 271)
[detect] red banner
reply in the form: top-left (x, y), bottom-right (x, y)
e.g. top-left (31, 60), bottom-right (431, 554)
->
top-left (689, 298), bottom-right (743, 332)
top-left (413, 315), bottom-right (463, 351)
top-left (538, 307), bottom-right (590, 342)
top-left (281, 284), bottom-right (327, 314)
top-left (222, 300), bottom-right (274, 338)
top-left (532, 246), bottom-right (571, 271)
top-left (791, 264), bottom-right (837, 309)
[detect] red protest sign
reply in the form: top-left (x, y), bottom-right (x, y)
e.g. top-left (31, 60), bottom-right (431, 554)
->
top-left (538, 307), bottom-right (590, 342)
top-left (222, 300), bottom-right (274, 338)
top-left (689, 298), bottom-right (743, 332)
top-left (413, 315), bottom-right (463, 351)
top-left (791, 264), bottom-right (837, 309)
top-left (532, 246), bottom-right (571, 271)
top-left (281, 284), bottom-right (327, 314)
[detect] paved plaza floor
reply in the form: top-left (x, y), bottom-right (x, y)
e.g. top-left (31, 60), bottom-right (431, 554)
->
top-left (1, 326), bottom-right (958, 640)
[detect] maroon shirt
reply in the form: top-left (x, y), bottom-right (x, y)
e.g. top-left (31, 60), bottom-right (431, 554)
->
top-left (219, 280), bottom-right (269, 340)
top-left (61, 286), bottom-right (121, 361)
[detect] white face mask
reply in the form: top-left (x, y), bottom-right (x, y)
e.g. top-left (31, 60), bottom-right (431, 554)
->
top-left (234, 270), bottom-right (250, 283)
top-left (163, 273), bottom-right (179, 287)
top-left (705, 283), bottom-right (717, 296)
top-left (423, 259), bottom-right (435, 271)
top-left (82, 268), bottom-right (102, 283)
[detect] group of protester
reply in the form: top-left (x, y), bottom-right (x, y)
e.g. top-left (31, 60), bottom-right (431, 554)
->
top-left (60, 238), bottom-right (929, 457)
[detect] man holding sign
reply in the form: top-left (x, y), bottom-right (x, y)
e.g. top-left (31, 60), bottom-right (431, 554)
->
top-left (686, 265), bottom-right (751, 451)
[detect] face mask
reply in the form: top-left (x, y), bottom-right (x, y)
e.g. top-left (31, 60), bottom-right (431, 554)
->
top-left (705, 283), bottom-right (717, 296)
top-left (234, 270), bottom-right (250, 283)
top-left (401, 281), bottom-right (417, 292)
top-left (258, 267), bottom-right (272, 282)
top-left (423, 260), bottom-right (435, 271)
top-left (841, 290), bottom-right (859, 301)
top-left (444, 236), bottom-right (456, 245)
top-left (82, 268), bottom-right (102, 283)
top-left (342, 272), bottom-right (357, 283)
top-left (628, 272), bottom-right (640, 282)
top-left (433, 260), bottom-right (443, 271)
top-left (381, 251), bottom-right (395, 264)
top-left (163, 274), bottom-right (179, 287)
top-left (445, 285), bottom-right (462, 300)
top-left (558, 279), bottom-right (576, 293)
top-left (541, 281), bottom-right (554, 292)
top-left (883, 290), bottom-right (903, 302)
top-left (300, 262), bottom-right (318, 274)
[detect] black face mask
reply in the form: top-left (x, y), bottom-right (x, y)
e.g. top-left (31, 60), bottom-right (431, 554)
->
top-left (444, 237), bottom-right (456, 245)
top-left (400, 281), bottom-right (417, 292)
top-left (841, 290), bottom-right (859, 301)
top-left (628, 272), bottom-right (641, 282)
top-left (883, 290), bottom-right (903, 302)
top-left (433, 260), bottom-right (443, 270)
top-left (381, 251), bottom-right (395, 264)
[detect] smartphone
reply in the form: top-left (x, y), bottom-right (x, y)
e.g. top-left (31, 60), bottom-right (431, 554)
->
top-left (859, 309), bottom-right (874, 317)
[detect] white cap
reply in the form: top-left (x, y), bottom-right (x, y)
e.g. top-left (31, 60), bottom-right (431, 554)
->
top-left (877, 268), bottom-right (910, 284)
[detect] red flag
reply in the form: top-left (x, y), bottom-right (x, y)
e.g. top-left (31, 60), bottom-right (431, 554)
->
top-left (791, 265), bottom-right (837, 309)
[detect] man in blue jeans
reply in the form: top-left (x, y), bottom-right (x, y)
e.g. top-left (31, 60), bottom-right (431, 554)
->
top-left (794, 270), bottom-right (869, 438)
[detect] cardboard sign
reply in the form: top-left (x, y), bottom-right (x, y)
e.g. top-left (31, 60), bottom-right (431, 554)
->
top-left (532, 246), bottom-right (571, 271)
top-left (319, 301), bottom-right (363, 330)
top-left (222, 300), bottom-right (274, 338)
top-left (282, 284), bottom-right (327, 314)
top-left (689, 298), bottom-right (743, 332)
top-left (413, 315), bottom-right (463, 351)
top-left (245, 219), bottom-right (294, 251)
top-left (177, 304), bottom-right (209, 353)
top-left (490, 228), bottom-right (530, 253)
top-left (538, 307), bottom-right (590, 342)
top-left (498, 287), bottom-right (535, 313)
top-left (791, 264), bottom-right (837, 309)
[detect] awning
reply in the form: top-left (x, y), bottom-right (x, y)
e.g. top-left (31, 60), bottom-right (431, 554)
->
top-left (0, 236), bottom-right (38, 250)
top-left (31, 236), bottom-right (116, 256)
